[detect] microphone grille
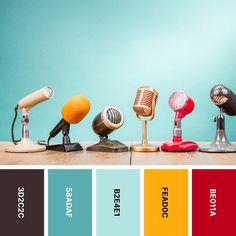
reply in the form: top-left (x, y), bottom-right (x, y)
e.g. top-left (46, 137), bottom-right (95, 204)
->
top-left (210, 85), bottom-right (230, 105)
top-left (169, 90), bottom-right (187, 111)
top-left (106, 107), bottom-right (122, 124)
top-left (133, 86), bottom-right (158, 116)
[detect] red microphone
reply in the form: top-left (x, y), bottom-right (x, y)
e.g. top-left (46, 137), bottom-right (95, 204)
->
top-left (161, 90), bottom-right (198, 152)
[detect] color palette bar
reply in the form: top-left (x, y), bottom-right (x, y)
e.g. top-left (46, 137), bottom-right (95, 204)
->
top-left (192, 169), bottom-right (236, 235)
top-left (0, 170), bottom-right (44, 236)
top-left (144, 169), bottom-right (188, 236)
top-left (96, 169), bottom-right (140, 236)
top-left (48, 169), bottom-right (92, 236)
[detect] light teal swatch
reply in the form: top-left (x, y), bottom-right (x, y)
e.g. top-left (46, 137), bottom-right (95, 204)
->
top-left (96, 169), bottom-right (140, 236)
top-left (48, 169), bottom-right (92, 236)
top-left (1, 0), bottom-right (236, 142)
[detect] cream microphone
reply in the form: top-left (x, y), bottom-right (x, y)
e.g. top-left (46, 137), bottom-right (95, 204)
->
top-left (6, 86), bottom-right (54, 153)
top-left (131, 86), bottom-right (159, 152)
top-left (17, 87), bottom-right (54, 113)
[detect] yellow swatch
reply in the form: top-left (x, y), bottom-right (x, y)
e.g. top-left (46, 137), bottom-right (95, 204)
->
top-left (144, 170), bottom-right (188, 236)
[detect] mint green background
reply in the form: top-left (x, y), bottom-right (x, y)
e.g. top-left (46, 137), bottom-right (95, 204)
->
top-left (48, 170), bottom-right (92, 236)
top-left (1, 0), bottom-right (236, 142)
top-left (96, 169), bottom-right (140, 236)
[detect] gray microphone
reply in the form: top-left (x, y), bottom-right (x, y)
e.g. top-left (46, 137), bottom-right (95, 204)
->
top-left (200, 84), bottom-right (236, 153)
top-left (87, 106), bottom-right (128, 152)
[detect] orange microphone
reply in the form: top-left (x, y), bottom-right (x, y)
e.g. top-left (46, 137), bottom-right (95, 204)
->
top-left (47, 95), bottom-right (91, 152)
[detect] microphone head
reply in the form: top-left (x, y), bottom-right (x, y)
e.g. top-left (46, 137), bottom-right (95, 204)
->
top-left (169, 90), bottom-right (195, 120)
top-left (210, 84), bottom-right (236, 116)
top-left (18, 86), bottom-right (54, 110)
top-left (169, 90), bottom-right (188, 112)
top-left (210, 85), bottom-right (231, 106)
top-left (61, 95), bottom-right (91, 124)
top-left (92, 106), bottom-right (124, 137)
top-left (133, 86), bottom-right (158, 117)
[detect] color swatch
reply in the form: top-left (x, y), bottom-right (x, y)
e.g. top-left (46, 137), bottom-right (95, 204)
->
top-left (48, 169), bottom-right (92, 236)
top-left (96, 169), bottom-right (140, 236)
top-left (192, 169), bottom-right (236, 235)
top-left (144, 169), bottom-right (188, 236)
top-left (0, 170), bottom-right (44, 236)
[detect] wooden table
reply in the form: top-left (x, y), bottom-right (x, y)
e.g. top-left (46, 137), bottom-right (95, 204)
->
top-left (0, 142), bottom-right (236, 165)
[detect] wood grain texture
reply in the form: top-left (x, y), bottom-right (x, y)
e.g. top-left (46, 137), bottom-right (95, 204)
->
top-left (0, 142), bottom-right (236, 165)
top-left (0, 142), bottom-right (131, 165)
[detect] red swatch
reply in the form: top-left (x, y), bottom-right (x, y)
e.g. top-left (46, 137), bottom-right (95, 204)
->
top-left (192, 169), bottom-right (236, 235)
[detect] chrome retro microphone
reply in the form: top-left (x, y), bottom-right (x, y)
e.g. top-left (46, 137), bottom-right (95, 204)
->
top-left (131, 86), bottom-right (159, 152)
top-left (200, 85), bottom-right (236, 153)
top-left (87, 106), bottom-right (128, 152)
top-left (161, 90), bottom-right (198, 152)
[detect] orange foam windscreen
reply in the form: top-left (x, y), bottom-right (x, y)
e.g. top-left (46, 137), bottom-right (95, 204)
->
top-left (61, 95), bottom-right (91, 124)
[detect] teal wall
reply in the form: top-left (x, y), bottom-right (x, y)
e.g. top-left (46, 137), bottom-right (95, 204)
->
top-left (1, 0), bottom-right (236, 142)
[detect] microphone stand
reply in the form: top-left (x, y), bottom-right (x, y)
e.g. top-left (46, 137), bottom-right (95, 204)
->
top-left (161, 113), bottom-right (198, 152)
top-left (200, 109), bottom-right (236, 153)
top-left (47, 123), bottom-right (83, 152)
top-left (6, 109), bottom-right (46, 153)
top-left (87, 134), bottom-right (128, 153)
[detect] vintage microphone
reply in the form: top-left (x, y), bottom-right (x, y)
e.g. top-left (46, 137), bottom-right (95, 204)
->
top-left (6, 86), bottom-right (54, 153)
top-left (161, 90), bottom-right (198, 152)
top-left (200, 85), bottom-right (236, 153)
top-left (131, 86), bottom-right (159, 152)
top-left (87, 106), bottom-right (128, 152)
top-left (47, 95), bottom-right (91, 152)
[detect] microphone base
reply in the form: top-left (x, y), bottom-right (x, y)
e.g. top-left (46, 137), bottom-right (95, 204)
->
top-left (6, 139), bottom-right (46, 153)
top-left (131, 144), bottom-right (159, 152)
top-left (199, 141), bottom-right (236, 153)
top-left (161, 140), bottom-right (198, 152)
top-left (87, 140), bottom-right (129, 153)
top-left (46, 143), bottom-right (83, 152)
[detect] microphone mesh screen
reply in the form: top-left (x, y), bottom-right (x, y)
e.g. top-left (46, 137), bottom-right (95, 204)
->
top-left (106, 108), bottom-right (122, 124)
top-left (133, 88), bottom-right (157, 116)
top-left (210, 85), bottom-right (230, 105)
top-left (169, 91), bottom-right (187, 111)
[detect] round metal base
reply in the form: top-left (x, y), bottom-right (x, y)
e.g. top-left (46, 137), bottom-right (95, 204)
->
top-left (6, 139), bottom-right (46, 153)
top-left (199, 142), bottom-right (236, 153)
top-left (130, 144), bottom-right (159, 152)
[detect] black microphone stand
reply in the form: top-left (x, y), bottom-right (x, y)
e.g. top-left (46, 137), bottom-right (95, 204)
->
top-left (47, 123), bottom-right (83, 152)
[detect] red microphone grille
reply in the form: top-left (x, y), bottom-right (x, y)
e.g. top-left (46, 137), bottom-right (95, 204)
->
top-left (133, 86), bottom-right (158, 116)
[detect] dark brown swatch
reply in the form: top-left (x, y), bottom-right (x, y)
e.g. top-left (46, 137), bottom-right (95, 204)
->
top-left (0, 170), bottom-right (44, 236)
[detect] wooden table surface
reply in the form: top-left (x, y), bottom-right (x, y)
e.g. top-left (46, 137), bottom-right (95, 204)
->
top-left (0, 142), bottom-right (236, 165)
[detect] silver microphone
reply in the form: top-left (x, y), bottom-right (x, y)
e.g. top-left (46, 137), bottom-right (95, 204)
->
top-left (87, 106), bottom-right (128, 152)
top-left (92, 106), bottom-right (124, 137)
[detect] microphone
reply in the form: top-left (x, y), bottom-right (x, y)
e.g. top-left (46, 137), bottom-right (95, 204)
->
top-left (200, 85), bottom-right (236, 153)
top-left (210, 85), bottom-right (236, 116)
top-left (87, 106), bottom-right (128, 152)
top-left (18, 87), bottom-right (54, 112)
top-left (6, 86), bottom-right (54, 153)
top-left (130, 86), bottom-right (159, 152)
top-left (47, 95), bottom-right (91, 152)
top-left (161, 90), bottom-right (198, 152)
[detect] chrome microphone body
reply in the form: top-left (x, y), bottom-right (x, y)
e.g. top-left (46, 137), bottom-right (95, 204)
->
top-left (200, 85), bottom-right (236, 153)
top-left (92, 106), bottom-right (124, 137)
top-left (87, 106), bottom-right (128, 153)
